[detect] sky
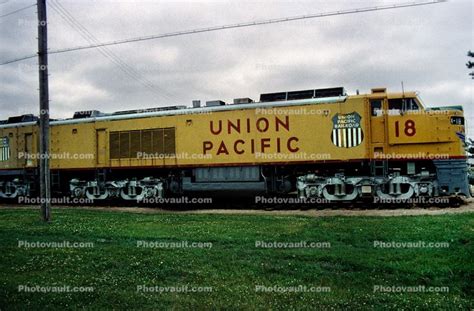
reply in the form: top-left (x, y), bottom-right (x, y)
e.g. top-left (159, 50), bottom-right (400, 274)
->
top-left (0, 0), bottom-right (472, 131)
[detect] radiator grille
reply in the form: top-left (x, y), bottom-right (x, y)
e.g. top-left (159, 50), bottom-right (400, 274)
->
top-left (141, 130), bottom-right (152, 154)
top-left (152, 129), bottom-right (164, 155)
top-left (109, 132), bottom-right (120, 159)
top-left (0, 137), bottom-right (10, 162)
top-left (164, 128), bottom-right (176, 156)
top-left (130, 131), bottom-right (141, 158)
top-left (109, 127), bottom-right (175, 159)
top-left (119, 132), bottom-right (130, 158)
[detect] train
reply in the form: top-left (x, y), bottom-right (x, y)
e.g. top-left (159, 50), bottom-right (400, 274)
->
top-left (0, 86), bottom-right (469, 204)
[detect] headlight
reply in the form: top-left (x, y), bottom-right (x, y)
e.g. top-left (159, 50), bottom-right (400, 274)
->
top-left (450, 116), bottom-right (464, 125)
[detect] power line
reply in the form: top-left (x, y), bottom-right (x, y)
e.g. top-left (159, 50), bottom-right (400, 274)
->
top-left (0, 3), bottom-right (35, 19)
top-left (0, 3), bottom-right (37, 64)
top-left (49, 0), bottom-right (179, 103)
top-left (50, 0), bottom-right (209, 103)
top-left (51, 1), bottom-right (180, 103)
top-left (0, 53), bottom-right (37, 65)
top-left (47, 0), bottom-right (447, 54)
top-left (0, 0), bottom-right (446, 66)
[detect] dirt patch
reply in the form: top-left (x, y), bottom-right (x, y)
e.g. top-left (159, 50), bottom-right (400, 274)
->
top-left (1, 200), bottom-right (474, 217)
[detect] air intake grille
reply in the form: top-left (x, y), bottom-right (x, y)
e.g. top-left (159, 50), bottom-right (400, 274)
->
top-left (260, 87), bottom-right (345, 102)
top-left (109, 127), bottom-right (176, 159)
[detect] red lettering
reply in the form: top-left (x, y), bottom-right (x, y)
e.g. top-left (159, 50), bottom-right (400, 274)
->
top-left (260, 138), bottom-right (271, 153)
top-left (228, 119), bottom-right (241, 134)
top-left (287, 137), bottom-right (299, 152)
top-left (234, 139), bottom-right (245, 154)
top-left (275, 116), bottom-right (290, 132)
top-left (404, 120), bottom-right (416, 136)
top-left (210, 120), bottom-right (222, 135)
top-left (256, 118), bottom-right (269, 132)
top-left (203, 141), bottom-right (213, 154)
top-left (217, 141), bottom-right (229, 155)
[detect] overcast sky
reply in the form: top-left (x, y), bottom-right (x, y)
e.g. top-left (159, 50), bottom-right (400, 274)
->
top-left (0, 0), bottom-right (472, 131)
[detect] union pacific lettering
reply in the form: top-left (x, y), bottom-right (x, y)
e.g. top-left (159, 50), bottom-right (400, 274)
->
top-left (202, 116), bottom-right (300, 156)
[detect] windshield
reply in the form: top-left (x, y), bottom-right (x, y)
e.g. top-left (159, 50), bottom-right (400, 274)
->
top-left (387, 98), bottom-right (420, 115)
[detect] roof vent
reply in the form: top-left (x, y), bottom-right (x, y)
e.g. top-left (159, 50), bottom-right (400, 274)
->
top-left (73, 110), bottom-right (102, 119)
top-left (111, 106), bottom-right (186, 116)
top-left (260, 92), bottom-right (286, 102)
top-left (206, 100), bottom-right (225, 107)
top-left (287, 90), bottom-right (314, 100)
top-left (314, 87), bottom-right (345, 98)
top-left (371, 88), bottom-right (387, 94)
top-left (260, 87), bottom-right (345, 102)
top-left (7, 114), bottom-right (38, 124)
top-left (233, 98), bottom-right (254, 104)
top-left (192, 100), bottom-right (201, 108)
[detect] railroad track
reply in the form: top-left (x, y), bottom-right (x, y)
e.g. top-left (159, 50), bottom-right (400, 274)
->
top-left (1, 199), bottom-right (473, 217)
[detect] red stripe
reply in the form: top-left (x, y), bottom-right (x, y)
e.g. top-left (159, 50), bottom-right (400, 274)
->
top-left (0, 156), bottom-right (467, 171)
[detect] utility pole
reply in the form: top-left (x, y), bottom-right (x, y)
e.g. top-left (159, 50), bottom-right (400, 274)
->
top-left (37, 0), bottom-right (51, 222)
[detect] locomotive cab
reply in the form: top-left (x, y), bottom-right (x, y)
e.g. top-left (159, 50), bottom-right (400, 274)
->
top-left (365, 88), bottom-right (468, 199)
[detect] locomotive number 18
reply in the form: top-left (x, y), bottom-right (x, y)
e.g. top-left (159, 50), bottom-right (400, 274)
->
top-left (394, 120), bottom-right (416, 137)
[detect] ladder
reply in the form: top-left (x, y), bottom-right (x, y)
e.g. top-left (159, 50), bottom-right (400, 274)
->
top-left (371, 160), bottom-right (388, 177)
top-left (24, 169), bottom-right (37, 195)
top-left (51, 170), bottom-right (61, 195)
top-left (95, 169), bottom-right (107, 185)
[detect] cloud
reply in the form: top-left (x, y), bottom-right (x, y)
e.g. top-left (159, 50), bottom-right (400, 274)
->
top-left (0, 0), bottom-right (472, 130)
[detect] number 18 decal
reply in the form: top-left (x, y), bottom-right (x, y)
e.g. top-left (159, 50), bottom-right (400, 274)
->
top-left (395, 120), bottom-right (416, 137)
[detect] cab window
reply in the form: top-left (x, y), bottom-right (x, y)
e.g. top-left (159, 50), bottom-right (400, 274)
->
top-left (406, 98), bottom-right (419, 110)
top-left (388, 98), bottom-right (403, 111)
top-left (370, 100), bottom-right (383, 116)
top-left (388, 98), bottom-right (419, 114)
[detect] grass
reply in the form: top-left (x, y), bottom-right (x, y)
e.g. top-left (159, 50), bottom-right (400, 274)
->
top-left (0, 208), bottom-right (472, 310)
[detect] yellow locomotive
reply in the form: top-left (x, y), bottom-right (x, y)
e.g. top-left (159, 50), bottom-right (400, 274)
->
top-left (0, 87), bottom-right (468, 202)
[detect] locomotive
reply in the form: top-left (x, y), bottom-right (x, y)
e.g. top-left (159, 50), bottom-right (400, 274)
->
top-left (0, 86), bottom-right (469, 203)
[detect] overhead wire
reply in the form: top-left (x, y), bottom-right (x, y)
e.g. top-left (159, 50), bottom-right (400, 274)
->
top-left (47, 0), bottom-right (447, 55)
top-left (49, 0), bottom-right (179, 104)
top-left (0, 3), bottom-right (35, 19)
top-left (0, 0), bottom-right (446, 66)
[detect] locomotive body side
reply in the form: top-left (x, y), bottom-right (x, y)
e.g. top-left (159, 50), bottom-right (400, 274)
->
top-left (30, 95), bottom-right (364, 170)
top-left (0, 87), bottom-right (468, 202)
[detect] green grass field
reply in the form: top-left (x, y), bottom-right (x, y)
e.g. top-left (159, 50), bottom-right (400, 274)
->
top-left (0, 208), bottom-right (472, 310)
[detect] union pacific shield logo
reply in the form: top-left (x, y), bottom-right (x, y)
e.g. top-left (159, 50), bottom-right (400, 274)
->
top-left (0, 137), bottom-right (10, 161)
top-left (331, 112), bottom-right (363, 148)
